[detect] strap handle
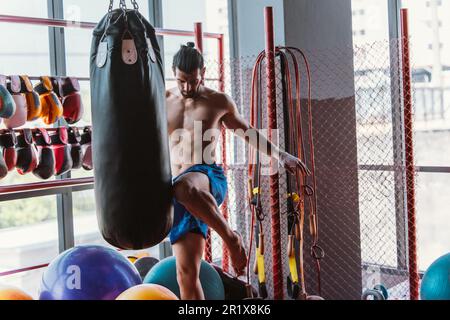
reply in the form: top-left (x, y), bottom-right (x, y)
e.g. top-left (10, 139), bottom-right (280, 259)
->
top-left (58, 127), bottom-right (69, 145)
top-left (0, 75), bottom-right (7, 87)
top-left (21, 129), bottom-right (33, 146)
top-left (33, 128), bottom-right (51, 146)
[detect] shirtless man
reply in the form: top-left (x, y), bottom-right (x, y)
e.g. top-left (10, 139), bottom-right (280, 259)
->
top-left (166, 42), bottom-right (309, 300)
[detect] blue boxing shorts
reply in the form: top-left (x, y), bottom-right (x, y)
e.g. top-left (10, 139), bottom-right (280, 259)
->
top-left (169, 164), bottom-right (228, 244)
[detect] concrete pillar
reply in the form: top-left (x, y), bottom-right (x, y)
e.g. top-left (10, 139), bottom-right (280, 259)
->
top-left (283, 0), bottom-right (362, 300)
top-left (230, 0), bottom-right (362, 299)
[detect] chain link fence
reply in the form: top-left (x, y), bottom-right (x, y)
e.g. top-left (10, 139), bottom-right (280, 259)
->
top-left (201, 38), bottom-right (421, 300)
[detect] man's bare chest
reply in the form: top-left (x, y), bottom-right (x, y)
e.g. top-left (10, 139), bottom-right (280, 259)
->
top-left (168, 101), bottom-right (222, 131)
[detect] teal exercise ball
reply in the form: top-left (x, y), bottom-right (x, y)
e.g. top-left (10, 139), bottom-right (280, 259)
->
top-left (143, 256), bottom-right (225, 300)
top-left (420, 252), bottom-right (450, 300)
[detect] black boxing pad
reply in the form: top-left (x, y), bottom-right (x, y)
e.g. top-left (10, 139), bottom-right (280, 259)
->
top-left (90, 7), bottom-right (172, 249)
top-left (67, 127), bottom-right (82, 169)
top-left (33, 128), bottom-right (56, 180)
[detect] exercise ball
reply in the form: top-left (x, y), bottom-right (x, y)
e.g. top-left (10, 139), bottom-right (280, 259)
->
top-left (134, 256), bottom-right (159, 280)
top-left (116, 284), bottom-right (178, 300)
top-left (420, 252), bottom-right (450, 300)
top-left (143, 256), bottom-right (225, 300)
top-left (39, 245), bottom-right (141, 300)
top-left (0, 285), bottom-right (33, 300)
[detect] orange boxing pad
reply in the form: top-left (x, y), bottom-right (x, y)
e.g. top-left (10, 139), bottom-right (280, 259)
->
top-left (34, 76), bottom-right (63, 125)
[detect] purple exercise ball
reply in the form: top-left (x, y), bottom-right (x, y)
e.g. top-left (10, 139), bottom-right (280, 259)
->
top-left (39, 245), bottom-right (142, 300)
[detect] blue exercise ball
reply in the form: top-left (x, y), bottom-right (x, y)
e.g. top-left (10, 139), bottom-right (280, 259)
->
top-left (143, 256), bottom-right (225, 300)
top-left (39, 245), bottom-right (141, 300)
top-left (420, 252), bottom-right (450, 300)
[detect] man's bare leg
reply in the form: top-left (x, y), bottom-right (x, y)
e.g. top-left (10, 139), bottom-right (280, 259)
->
top-left (173, 172), bottom-right (247, 275)
top-left (173, 232), bottom-right (205, 300)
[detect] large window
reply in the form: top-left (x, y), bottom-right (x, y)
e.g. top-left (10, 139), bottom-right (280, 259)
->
top-left (62, 0), bottom-right (150, 23)
top-left (0, 0), bottom-right (159, 297)
top-left (0, 196), bottom-right (58, 299)
top-left (1, 0), bottom-right (227, 297)
top-left (0, 3), bottom-right (58, 298)
top-left (0, 0), bottom-right (48, 19)
top-left (352, 0), bottom-right (450, 272)
top-left (351, 0), bottom-right (389, 45)
top-left (401, 0), bottom-right (450, 270)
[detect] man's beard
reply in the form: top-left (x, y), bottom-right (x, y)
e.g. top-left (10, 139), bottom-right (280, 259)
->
top-left (181, 90), bottom-right (198, 99)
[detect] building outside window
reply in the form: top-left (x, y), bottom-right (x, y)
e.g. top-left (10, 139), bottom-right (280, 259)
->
top-left (352, 0), bottom-right (450, 271)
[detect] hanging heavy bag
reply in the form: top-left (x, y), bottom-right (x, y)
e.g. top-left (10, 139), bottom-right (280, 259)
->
top-left (90, 0), bottom-right (172, 250)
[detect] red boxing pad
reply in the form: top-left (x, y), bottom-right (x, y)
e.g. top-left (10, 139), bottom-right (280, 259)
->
top-left (61, 77), bottom-right (83, 124)
top-left (50, 127), bottom-right (73, 176)
top-left (62, 93), bottom-right (84, 124)
top-left (0, 130), bottom-right (18, 171)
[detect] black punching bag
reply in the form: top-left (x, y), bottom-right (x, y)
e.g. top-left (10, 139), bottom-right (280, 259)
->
top-left (90, 3), bottom-right (172, 249)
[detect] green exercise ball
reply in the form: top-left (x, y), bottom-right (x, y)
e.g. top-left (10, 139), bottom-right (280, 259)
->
top-left (420, 253), bottom-right (450, 300)
top-left (143, 256), bottom-right (225, 300)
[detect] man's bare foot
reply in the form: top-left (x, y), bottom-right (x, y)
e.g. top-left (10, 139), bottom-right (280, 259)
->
top-left (227, 231), bottom-right (247, 276)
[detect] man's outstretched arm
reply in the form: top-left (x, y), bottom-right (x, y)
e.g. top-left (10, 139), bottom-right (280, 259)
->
top-left (221, 95), bottom-right (310, 176)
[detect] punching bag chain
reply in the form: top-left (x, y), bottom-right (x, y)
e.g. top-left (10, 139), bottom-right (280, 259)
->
top-left (108, 0), bottom-right (139, 13)
top-left (108, 0), bottom-right (128, 12)
top-left (131, 0), bottom-right (140, 10)
top-left (108, 0), bottom-right (114, 12)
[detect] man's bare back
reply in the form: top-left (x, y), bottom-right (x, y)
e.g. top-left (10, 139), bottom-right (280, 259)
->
top-left (166, 85), bottom-right (232, 177)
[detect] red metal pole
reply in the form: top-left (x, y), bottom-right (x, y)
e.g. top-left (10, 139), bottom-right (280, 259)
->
top-left (264, 6), bottom-right (283, 300)
top-left (194, 21), bottom-right (212, 263)
top-left (0, 177), bottom-right (94, 194)
top-left (0, 264), bottom-right (49, 277)
top-left (221, 130), bottom-right (230, 272)
top-left (0, 14), bottom-right (223, 39)
top-left (218, 35), bottom-right (225, 92)
top-left (400, 8), bottom-right (420, 301)
top-left (194, 22), bottom-right (204, 53)
top-left (217, 34), bottom-right (230, 272)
